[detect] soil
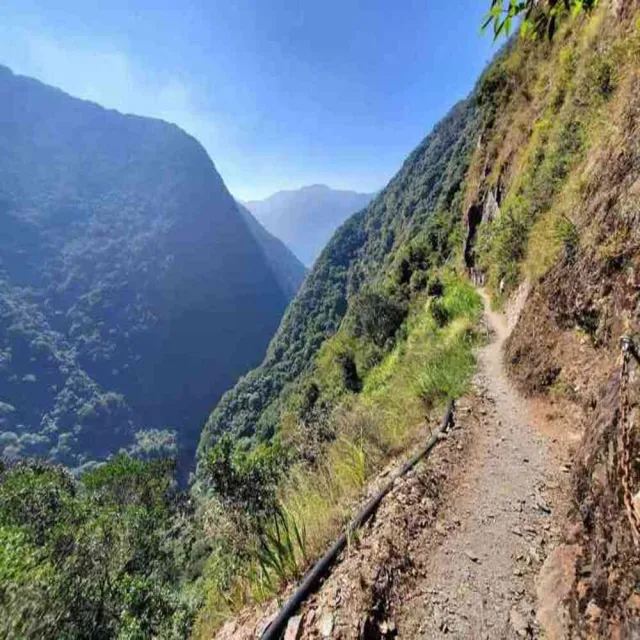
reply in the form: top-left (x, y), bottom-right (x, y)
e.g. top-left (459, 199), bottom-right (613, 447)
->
top-left (386, 291), bottom-right (575, 639)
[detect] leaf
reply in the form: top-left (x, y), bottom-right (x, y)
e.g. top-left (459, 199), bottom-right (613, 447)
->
top-left (481, 13), bottom-right (496, 31)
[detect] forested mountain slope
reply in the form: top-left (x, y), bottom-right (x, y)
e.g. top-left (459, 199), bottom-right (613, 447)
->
top-left (198, 96), bottom-right (483, 456)
top-left (244, 185), bottom-right (374, 265)
top-left (0, 65), bottom-right (297, 472)
top-left (236, 202), bottom-right (307, 298)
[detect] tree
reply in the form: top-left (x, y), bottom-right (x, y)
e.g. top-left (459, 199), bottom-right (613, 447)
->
top-left (350, 291), bottom-right (407, 349)
top-left (203, 436), bottom-right (288, 523)
top-left (483, 0), bottom-right (600, 40)
top-left (0, 457), bottom-right (195, 639)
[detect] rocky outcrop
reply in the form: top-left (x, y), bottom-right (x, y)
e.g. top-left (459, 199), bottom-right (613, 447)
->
top-left (463, 186), bottom-right (502, 273)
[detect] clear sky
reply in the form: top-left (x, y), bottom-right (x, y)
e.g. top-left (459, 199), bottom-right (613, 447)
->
top-left (0, 0), bottom-right (499, 200)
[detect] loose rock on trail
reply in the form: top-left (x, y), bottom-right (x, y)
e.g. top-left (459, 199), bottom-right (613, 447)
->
top-left (388, 291), bottom-right (573, 639)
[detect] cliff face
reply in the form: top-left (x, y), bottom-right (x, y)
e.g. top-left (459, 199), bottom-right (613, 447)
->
top-left (463, 2), bottom-right (640, 634)
top-left (0, 65), bottom-right (295, 471)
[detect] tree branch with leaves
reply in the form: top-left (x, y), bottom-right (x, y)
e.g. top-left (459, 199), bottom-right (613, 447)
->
top-left (483, 0), bottom-right (600, 40)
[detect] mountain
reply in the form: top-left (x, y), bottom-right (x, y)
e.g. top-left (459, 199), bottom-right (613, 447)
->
top-left (4, 2), bottom-right (640, 637)
top-left (244, 184), bottom-right (374, 266)
top-left (198, 97), bottom-right (479, 455)
top-left (0, 64), bottom-right (300, 473)
top-left (236, 202), bottom-right (306, 298)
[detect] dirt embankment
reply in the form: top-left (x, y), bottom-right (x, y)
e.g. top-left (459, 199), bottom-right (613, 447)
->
top-left (505, 252), bottom-right (640, 638)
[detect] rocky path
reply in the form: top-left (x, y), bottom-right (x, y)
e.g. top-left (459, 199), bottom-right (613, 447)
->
top-left (391, 290), bottom-right (569, 638)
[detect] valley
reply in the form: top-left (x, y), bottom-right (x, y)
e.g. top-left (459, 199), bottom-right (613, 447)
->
top-left (0, 65), bottom-right (304, 473)
top-left (2, 1), bottom-right (640, 638)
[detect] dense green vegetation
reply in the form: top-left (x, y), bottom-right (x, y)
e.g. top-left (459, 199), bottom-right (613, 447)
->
top-left (0, 65), bottom-right (303, 473)
top-left (236, 203), bottom-right (307, 298)
top-left (0, 456), bottom-right (201, 638)
top-left (472, 0), bottom-right (639, 302)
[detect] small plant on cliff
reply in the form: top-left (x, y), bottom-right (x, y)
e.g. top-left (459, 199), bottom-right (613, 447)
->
top-left (554, 214), bottom-right (580, 259)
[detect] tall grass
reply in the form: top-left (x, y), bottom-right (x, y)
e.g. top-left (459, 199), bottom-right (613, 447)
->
top-left (257, 506), bottom-right (307, 588)
top-left (414, 319), bottom-right (478, 404)
top-left (282, 275), bottom-right (482, 549)
top-left (194, 276), bottom-right (482, 637)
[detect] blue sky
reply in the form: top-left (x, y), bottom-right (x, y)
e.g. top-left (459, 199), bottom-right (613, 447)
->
top-left (0, 0), bottom-right (499, 200)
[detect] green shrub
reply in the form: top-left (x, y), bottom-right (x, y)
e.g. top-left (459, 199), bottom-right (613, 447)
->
top-left (336, 352), bottom-right (362, 393)
top-left (203, 436), bottom-right (288, 524)
top-left (350, 290), bottom-right (407, 349)
top-left (591, 56), bottom-right (616, 97)
top-left (0, 457), bottom-right (196, 639)
top-left (440, 275), bottom-right (484, 319)
top-left (430, 299), bottom-right (451, 327)
top-left (483, 0), bottom-right (600, 41)
top-left (414, 322), bottom-right (478, 404)
top-left (257, 506), bottom-right (307, 588)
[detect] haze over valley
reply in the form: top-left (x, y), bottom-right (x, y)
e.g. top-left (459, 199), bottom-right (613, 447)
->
top-left (244, 185), bottom-right (374, 266)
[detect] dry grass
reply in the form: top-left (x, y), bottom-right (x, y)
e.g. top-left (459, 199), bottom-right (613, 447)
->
top-left (471, 4), bottom-right (640, 301)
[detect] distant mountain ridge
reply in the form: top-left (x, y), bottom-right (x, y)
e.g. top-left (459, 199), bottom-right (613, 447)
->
top-left (244, 184), bottom-right (374, 266)
top-left (236, 202), bottom-right (306, 298)
top-left (0, 64), bottom-right (301, 472)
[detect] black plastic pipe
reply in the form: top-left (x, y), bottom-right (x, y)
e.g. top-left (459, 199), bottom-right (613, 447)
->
top-left (261, 400), bottom-right (455, 640)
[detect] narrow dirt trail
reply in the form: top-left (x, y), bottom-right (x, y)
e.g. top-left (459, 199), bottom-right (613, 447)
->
top-left (392, 290), bottom-right (567, 638)
top-left (216, 292), bottom-right (575, 640)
